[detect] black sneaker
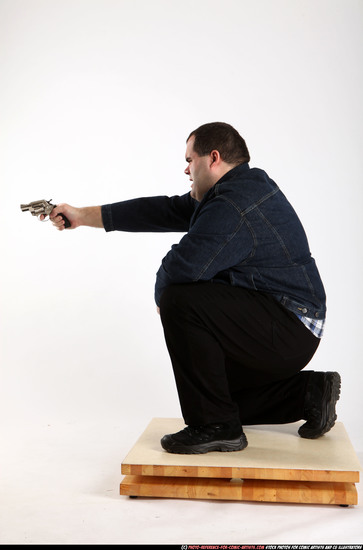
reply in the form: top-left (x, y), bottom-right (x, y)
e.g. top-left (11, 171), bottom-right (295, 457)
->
top-left (160, 421), bottom-right (248, 454)
top-left (298, 371), bottom-right (341, 439)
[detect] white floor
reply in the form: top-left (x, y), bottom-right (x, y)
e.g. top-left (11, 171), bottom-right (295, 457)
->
top-left (1, 418), bottom-right (362, 545)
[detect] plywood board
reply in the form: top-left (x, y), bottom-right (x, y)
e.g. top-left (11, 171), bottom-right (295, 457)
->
top-left (121, 418), bottom-right (361, 483)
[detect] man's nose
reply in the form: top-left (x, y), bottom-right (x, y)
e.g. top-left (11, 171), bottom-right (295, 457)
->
top-left (184, 166), bottom-right (190, 175)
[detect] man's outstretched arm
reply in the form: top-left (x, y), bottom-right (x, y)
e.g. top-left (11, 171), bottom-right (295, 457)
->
top-left (49, 193), bottom-right (196, 233)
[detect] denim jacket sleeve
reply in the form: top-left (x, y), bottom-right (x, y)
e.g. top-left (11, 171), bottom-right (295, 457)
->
top-left (154, 193), bottom-right (254, 306)
top-left (101, 192), bottom-right (196, 232)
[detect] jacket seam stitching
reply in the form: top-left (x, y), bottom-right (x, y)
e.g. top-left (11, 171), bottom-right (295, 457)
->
top-left (193, 216), bottom-right (244, 281)
top-left (241, 217), bottom-right (256, 262)
top-left (255, 206), bottom-right (293, 263)
top-left (215, 185), bottom-right (280, 216)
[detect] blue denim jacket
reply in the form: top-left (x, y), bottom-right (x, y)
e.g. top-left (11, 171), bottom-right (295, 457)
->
top-left (101, 163), bottom-right (326, 318)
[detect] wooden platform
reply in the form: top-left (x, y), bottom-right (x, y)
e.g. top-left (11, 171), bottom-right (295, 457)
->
top-left (120, 418), bottom-right (361, 506)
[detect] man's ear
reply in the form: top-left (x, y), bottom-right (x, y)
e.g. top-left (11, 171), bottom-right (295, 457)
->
top-left (210, 149), bottom-right (221, 166)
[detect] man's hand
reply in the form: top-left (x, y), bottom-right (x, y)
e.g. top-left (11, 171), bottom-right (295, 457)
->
top-left (48, 204), bottom-right (80, 230)
top-left (41, 204), bottom-right (104, 231)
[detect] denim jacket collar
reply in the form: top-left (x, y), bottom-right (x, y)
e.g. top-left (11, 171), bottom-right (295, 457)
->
top-left (216, 162), bottom-right (250, 186)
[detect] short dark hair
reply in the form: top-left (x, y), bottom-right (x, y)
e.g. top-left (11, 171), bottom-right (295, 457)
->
top-left (187, 122), bottom-right (250, 165)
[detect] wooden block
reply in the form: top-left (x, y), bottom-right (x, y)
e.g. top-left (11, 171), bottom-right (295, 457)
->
top-left (120, 475), bottom-right (358, 506)
top-left (121, 418), bottom-right (361, 483)
top-left (120, 418), bottom-right (361, 505)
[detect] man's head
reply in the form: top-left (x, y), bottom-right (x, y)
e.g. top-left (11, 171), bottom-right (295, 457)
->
top-left (185, 122), bottom-right (250, 202)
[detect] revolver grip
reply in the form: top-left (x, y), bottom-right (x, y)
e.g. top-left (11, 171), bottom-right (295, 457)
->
top-left (52, 204), bottom-right (71, 228)
top-left (59, 213), bottom-right (71, 229)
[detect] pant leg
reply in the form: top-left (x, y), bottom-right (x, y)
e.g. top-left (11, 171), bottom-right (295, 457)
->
top-left (226, 360), bottom-right (314, 424)
top-left (159, 282), bottom-right (320, 426)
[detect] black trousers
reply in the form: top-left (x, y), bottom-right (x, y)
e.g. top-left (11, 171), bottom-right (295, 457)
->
top-left (159, 283), bottom-right (320, 427)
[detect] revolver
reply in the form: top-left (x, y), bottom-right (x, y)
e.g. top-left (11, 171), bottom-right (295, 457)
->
top-left (20, 199), bottom-right (71, 228)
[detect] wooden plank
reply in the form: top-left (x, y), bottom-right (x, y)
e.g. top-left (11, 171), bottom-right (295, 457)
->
top-left (120, 475), bottom-right (358, 506)
top-left (121, 419), bottom-right (361, 483)
top-left (121, 463), bottom-right (359, 483)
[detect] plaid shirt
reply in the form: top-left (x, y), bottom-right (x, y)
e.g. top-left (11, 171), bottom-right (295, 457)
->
top-left (296, 314), bottom-right (325, 338)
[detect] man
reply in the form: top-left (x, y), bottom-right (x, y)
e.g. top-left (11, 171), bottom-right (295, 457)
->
top-left (50, 122), bottom-right (341, 455)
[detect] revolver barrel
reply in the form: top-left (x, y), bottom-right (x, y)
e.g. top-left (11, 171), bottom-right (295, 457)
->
top-left (21, 200), bottom-right (45, 210)
top-left (20, 200), bottom-right (53, 216)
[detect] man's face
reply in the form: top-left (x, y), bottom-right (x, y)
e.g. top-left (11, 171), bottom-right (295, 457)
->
top-left (184, 136), bottom-right (214, 202)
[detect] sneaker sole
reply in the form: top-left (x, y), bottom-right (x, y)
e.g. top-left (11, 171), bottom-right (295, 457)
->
top-left (298, 371), bottom-right (341, 439)
top-left (161, 434), bottom-right (248, 454)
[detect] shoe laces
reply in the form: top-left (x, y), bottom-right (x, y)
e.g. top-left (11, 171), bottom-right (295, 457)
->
top-left (185, 424), bottom-right (224, 441)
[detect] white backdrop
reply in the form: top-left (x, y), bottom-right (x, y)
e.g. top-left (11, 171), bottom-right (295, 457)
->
top-left (1, 0), bottom-right (363, 452)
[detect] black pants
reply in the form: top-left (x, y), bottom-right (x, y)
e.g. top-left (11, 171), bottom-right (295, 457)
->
top-left (159, 283), bottom-right (320, 427)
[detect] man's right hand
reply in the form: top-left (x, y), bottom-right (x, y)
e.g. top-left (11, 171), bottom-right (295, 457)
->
top-left (42, 204), bottom-right (104, 231)
top-left (49, 203), bottom-right (80, 230)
